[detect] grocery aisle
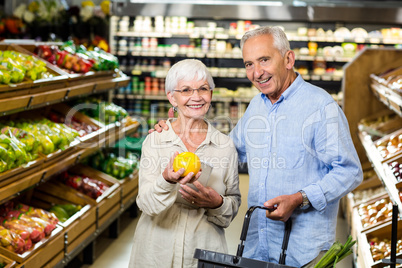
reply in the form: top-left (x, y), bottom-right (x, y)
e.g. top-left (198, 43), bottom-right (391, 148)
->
top-left (81, 174), bottom-right (353, 268)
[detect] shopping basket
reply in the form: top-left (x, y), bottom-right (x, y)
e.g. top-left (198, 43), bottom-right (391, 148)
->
top-left (194, 206), bottom-right (296, 268)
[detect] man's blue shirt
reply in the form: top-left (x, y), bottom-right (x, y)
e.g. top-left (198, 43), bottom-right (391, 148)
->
top-left (229, 74), bottom-right (362, 267)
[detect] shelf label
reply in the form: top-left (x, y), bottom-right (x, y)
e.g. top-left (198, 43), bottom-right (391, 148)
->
top-left (369, 38), bottom-right (380, 44)
top-left (190, 33), bottom-right (200, 38)
top-left (215, 33), bottom-right (229, 39)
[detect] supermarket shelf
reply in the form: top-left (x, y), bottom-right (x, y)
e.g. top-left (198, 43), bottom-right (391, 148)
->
top-left (0, 121), bottom-right (140, 205)
top-left (358, 131), bottom-right (402, 217)
top-left (0, 73), bottom-right (130, 116)
top-left (117, 50), bottom-right (354, 63)
top-left (115, 31), bottom-right (402, 45)
top-left (49, 175), bottom-right (138, 268)
top-left (370, 77), bottom-right (402, 117)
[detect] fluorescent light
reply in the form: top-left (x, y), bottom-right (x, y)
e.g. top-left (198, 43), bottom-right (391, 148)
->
top-left (129, 0), bottom-right (283, 6)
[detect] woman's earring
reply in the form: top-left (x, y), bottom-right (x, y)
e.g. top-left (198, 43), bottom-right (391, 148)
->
top-left (173, 106), bottom-right (177, 112)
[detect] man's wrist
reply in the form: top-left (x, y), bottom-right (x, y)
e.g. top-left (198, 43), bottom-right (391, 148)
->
top-left (298, 190), bottom-right (311, 209)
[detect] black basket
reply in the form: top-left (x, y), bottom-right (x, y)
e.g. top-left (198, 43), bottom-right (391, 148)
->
top-left (194, 206), bottom-right (296, 268)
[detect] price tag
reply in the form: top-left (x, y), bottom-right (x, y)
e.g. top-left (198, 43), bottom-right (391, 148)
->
top-left (215, 33), bottom-right (229, 39)
top-left (190, 33), bottom-right (200, 38)
top-left (369, 38), bottom-right (380, 44)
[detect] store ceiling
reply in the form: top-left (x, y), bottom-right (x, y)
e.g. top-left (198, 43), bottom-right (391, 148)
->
top-left (126, 0), bottom-right (402, 8)
top-left (114, 1), bottom-right (402, 24)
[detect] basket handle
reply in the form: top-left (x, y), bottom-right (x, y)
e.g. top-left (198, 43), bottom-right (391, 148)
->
top-left (234, 206), bottom-right (292, 265)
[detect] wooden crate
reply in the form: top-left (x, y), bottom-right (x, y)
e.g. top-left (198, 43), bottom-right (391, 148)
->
top-left (358, 109), bottom-right (402, 142)
top-left (46, 103), bottom-right (106, 144)
top-left (1, 108), bottom-right (81, 169)
top-left (346, 172), bottom-right (385, 239)
top-left (120, 170), bottom-right (139, 210)
top-left (353, 194), bottom-right (393, 235)
top-left (40, 251), bottom-right (64, 268)
top-left (66, 164), bottom-right (121, 220)
top-left (0, 158), bottom-right (44, 188)
top-left (0, 43), bottom-right (69, 93)
top-left (27, 181), bottom-right (95, 229)
top-left (0, 254), bottom-right (16, 268)
top-left (373, 128), bottom-right (402, 163)
top-left (358, 219), bottom-right (402, 268)
top-left (384, 154), bottom-right (402, 189)
top-left (32, 180), bottom-right (98, 254)
top-left (0, 225), bottom-right (63, 265)
top-left (370, 75), bottom-right (402, 117)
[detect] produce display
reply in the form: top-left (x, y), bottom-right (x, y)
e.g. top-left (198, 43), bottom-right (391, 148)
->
top-left (0, 50), bottom-right (54, 84)
top-left (0, 130), bottom-right (33, 173)
top-left (357, 197), bottom-right (393, 228)
top-left (48, 111), bottom-right (99, 137)
top-left (76, 98), bottom-right (128, 124)
top-left (49, 204), bottom-right (82, 223)
top-left (314, 235), bottom-right (356, 268)
top-left (89, 151), bottom-right (138, 180)
top-left (359, 113), bottom-right (401, 141)
top-left (374, 66), bottom-right (402, 96)
top-left (389, 160), bottom-right (402, 181)
top-left (59, 171), bottom-right (109, 199)
top-left (369, 237), bottom-right (402, 262)
top-left (352, 186), bottom-right (387, 204)
top-left (375, 132), bottom-right (402, 160)
top-left (0, 201), bottom-right (58, 254)
top-left (35, 41), bottom-right (119, 74)
top-left (2, 118), bottom-right (78, 153)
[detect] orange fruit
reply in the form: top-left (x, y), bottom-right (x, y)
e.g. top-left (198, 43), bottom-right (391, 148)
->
top-left (173, 152), bottom-right (201, 177)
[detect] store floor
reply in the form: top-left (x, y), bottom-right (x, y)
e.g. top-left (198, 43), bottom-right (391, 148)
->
top-left (79, 174), bottom-right (353, 268)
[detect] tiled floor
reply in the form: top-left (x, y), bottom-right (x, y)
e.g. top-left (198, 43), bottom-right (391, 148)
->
top-left (80, 174), bottom-right (353, 268)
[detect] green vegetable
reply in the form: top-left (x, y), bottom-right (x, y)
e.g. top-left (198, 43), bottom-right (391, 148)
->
top-left (314, 235), bottom-right (356, 268)
top-left (49, 205), bottom-right (69, 222)
top-left (314, 241), bottom-right (342, 268)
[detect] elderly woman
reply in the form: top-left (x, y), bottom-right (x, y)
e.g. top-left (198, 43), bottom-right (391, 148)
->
top-left (129, 59), bottom-right (241, 268)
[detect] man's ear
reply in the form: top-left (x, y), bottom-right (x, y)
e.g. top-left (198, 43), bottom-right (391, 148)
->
top-left (284, 50), bottom-right (296, 70)
top-left (167, 91), bottom-right (177, 107)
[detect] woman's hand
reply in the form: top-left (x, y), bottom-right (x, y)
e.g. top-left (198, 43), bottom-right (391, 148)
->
top-left (179, 181), bottom-right (223, 209)
top-left (162, 151), bottom-right (202, 184)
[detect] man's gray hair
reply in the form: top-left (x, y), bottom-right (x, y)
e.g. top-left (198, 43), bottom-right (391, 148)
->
top-left (240, 26), bottom-right (290, 57)
top-left (165, 59), bottom-right (215, 94)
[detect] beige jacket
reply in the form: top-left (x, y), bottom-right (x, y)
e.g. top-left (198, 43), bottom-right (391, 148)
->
top-left (129, 120), bottom-right (241, 268)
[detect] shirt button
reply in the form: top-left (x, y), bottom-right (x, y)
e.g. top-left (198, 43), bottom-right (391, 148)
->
top-left (261, 229), bottom-right (264, 232)
top-left (260, 183), bottom-right (263, 187)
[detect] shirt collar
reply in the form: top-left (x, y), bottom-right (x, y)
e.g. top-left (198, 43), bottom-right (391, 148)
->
top-left (160, 119), bottom-right (220, 146)
top-left (259, 72), bottom-right (303, 102)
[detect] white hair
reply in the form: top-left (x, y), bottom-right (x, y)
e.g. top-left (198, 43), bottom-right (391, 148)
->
top-left (240, 26), bottom-right (290, 57)
top-left (165, 59), bottom-right (215, 94)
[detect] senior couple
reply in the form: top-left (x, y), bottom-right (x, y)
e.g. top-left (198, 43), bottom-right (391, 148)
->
top-left (129, 26), bottom-right (362, 268)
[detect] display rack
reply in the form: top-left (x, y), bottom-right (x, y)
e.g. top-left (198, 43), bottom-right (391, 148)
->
top-left (342, 48), bottom-right (402, 267)
top-left (0, 43), bottom-right (143, 267)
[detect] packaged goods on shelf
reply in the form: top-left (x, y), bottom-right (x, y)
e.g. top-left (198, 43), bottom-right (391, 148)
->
top-left (357, 195), bottom-right (393, 230)
top-left (374, 129), bottom-right (402, 162)
top-left (359, 110), bottom-right (402, 142)
top-left (0, 200), bottom-right (63, 264)
top-left (88, 150), bottom-right (138, 180)
top-left (0, 44), bottom-right (69, 91)
top-left (358, 220), bottom-right (402, 267)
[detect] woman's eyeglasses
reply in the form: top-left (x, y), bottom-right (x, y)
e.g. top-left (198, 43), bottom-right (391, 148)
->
top-left (174, 87), bottom-right (211, 96)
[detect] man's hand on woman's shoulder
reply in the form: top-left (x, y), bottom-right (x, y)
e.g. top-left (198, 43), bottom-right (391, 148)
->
top-left (148, 107), bottom-right (174, 133)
